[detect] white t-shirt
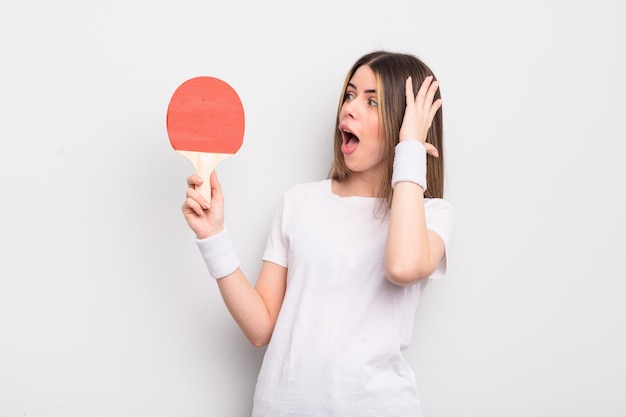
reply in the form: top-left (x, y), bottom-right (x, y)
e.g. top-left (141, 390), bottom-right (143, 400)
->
top-left (252, 180), bottom-right (454, 417)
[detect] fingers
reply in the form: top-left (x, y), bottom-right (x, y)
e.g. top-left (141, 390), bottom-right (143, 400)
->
top-left (184, 174), bottom-right (212, 215)
top-left (405, 76), bottom-right (415, 108)
top-left (428, 98), bottom-right (443, 125)
top-left (181, 171), bottom-right (226, 239)
top-left (400, 75), bottom-right (442, 143)
top-left (418, 76), bottom-right (442, 132)
top-left (183, 195), bottom-right (205, 217)
top-left (184, 185), bottom-right (210, 215)
top-left (417, 76), bottom-right (439, 108)
top-left (423, 142), bottom-right (440, 158)
top-left (183, 171), bottom-right (225, 216)
top-left (187, 174), bottom-right (205, 188)
top-left (406, 75), bottom-right (441, 114)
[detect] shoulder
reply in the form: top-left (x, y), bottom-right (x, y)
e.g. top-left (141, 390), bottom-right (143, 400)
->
top-left (424, 198), bottom-right (455, 245)
top-left (282, 180), bottom-right (330, 200)
top-left (273, 180), bottom-right (329, 225)
top-left (424, 197), bottom-right (454, 212)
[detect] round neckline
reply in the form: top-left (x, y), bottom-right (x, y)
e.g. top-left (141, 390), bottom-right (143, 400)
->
top-left (322, 179), bottom-right (381, 201)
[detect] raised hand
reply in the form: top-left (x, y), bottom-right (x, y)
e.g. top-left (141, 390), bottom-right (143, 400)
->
top-left (181, 171), bottom-right (225, 239)
top-left (398, 75), bottom-right (442, 157)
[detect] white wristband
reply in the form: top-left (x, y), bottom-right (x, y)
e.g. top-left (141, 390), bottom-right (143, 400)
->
top-left (195, 228), bottom-right (240, 279)
top-left (391, 140), bottom-right (427, 191)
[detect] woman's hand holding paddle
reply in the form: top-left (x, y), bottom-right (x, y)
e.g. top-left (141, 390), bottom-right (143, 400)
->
top-left (182, 171), bottom-right (225, 240)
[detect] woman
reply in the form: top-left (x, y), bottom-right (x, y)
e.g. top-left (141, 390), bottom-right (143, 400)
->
top-left (182, 50), bottom-right (455, 416)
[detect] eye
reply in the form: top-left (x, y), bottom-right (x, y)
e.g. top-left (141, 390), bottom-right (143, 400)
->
top-left (368, 98), bottom-right (378, 107)
top-left (344, 92), bottom-right (355, 102)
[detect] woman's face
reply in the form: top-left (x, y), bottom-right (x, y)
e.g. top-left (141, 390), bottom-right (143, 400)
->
top-left (338, 65), bottom-right (386, 176)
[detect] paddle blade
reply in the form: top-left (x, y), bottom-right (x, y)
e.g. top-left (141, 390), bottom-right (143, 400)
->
top-left (166, 76), bottom-right (245, 154)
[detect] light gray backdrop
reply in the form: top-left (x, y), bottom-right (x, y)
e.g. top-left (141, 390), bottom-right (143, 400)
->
top-left (1, 0), bottom-right (624, 416)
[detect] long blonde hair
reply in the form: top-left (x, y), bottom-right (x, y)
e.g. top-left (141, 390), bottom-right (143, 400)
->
top-left (329, 51), bottom-right (444, 207)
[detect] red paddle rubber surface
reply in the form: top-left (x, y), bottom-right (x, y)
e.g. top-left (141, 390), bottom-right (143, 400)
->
top-left (167, 77), bottom-right (244, 154)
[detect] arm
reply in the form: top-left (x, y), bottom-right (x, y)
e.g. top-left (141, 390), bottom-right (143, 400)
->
top-left (182, 172), bottom-right (286, 347)
top-left (215, 261), bottom-right (286, 347)
top-left (384, 76), bottom-right (446, 286)
top-left (385, 182), bottom-right (446, 285)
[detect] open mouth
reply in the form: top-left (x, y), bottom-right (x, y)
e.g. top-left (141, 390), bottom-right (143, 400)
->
top-left (341, 128), bottom-right (360, 154)
top-left (342, 128), bottom-right (359, 146)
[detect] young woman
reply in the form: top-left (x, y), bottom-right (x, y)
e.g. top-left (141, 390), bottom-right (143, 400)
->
top-left (181, 51), bottom-right (455, 416)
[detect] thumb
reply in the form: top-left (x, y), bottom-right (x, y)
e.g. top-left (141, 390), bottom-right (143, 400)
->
top-left (424, 143), bottom-right (439, 158)
top-left (209, 171), bottom-right (224, 202)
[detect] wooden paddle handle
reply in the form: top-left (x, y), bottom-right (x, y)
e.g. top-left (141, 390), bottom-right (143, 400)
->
top-left (177, 151), bottom-right (231, 202)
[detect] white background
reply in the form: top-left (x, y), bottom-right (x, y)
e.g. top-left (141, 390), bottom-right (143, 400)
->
top-left (1, 0), bottom-right (625, 416)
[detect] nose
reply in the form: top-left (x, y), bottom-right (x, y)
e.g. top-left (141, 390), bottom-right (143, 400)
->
top-left (341, 99), bottom-right (357, 120)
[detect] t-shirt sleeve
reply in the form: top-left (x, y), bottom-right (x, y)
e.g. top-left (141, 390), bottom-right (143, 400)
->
top-left (424, 198), bottom-right (455, 279)
top-left (262, 196), bottom-right (289, 268)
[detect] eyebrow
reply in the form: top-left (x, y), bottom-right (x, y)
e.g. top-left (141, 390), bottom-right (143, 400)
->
top-left (347, 82), bottom-right (376, 94)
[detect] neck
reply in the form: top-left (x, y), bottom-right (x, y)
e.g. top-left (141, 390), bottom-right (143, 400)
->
top-left (332, 171), bottom-right (382, 198)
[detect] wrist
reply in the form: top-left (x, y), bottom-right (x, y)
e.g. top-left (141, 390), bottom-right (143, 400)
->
top-left (391, 140), bottom-right (427, 191)
top-left (195, 227), bottom-right (240, 279)
top-left (196, 226), bottom-right (224, 240)
top-left (398, 137), bottom-right (424, 143)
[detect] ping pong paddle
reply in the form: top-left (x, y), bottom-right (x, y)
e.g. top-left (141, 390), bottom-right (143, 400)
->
top-left (166, 76), bottom-right (245, 201)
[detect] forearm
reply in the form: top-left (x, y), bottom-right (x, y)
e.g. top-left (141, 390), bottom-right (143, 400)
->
top-left (196, 230), bottom-right (281, 347)
top-left (216, 269), bottom-right (275, 347)
top-left (385, 181), bottom-right (431, 285)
